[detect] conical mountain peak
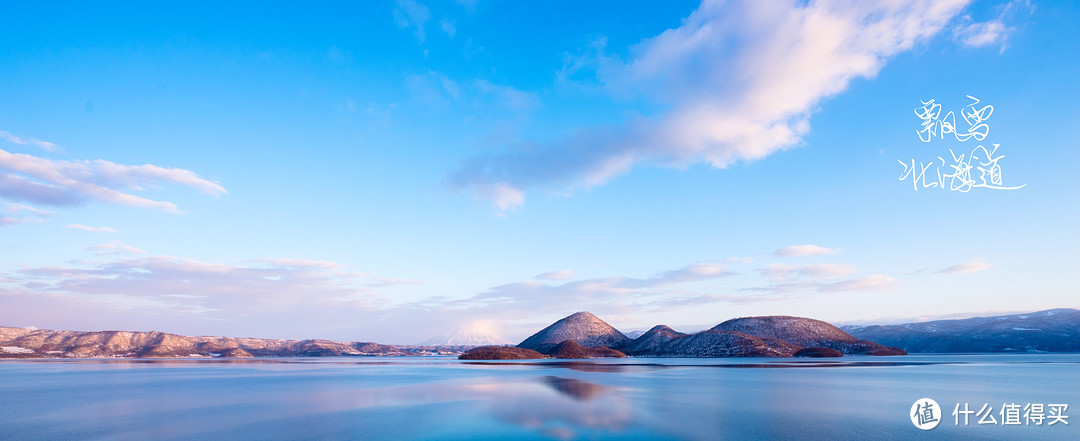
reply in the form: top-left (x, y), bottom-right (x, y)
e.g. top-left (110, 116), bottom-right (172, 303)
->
top-left (517, 311), bottom-right (630, 353)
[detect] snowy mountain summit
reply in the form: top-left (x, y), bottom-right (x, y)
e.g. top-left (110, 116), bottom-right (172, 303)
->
top-left (421, 327), bottom-right (512, 346)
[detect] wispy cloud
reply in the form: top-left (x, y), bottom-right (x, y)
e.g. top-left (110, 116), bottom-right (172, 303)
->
top-left (0, 129), bottom-right (59, 152)
top-left (86, 240), bottom-right (146, 256)
top-left (760, 262), bottom-right (857, 281)
top-left (820, 274), bottom-right (896, 293)
top-left (406, 72), bottom-right (539, 117)
top-left (64, 224), bottom-right (118, 233)
top-left (406, 70), bottom-right (460, 107)
top-left (937, 260), bottom-right (994, 274)
top-left (253, 258), bottom-right (347, 270)
top-left (391, 255), bottom-right (902, 340)
top-left (0, 202), bottom-right (55, 226)
top-left (450, 0), bottom-right (970, 210)
top-left (800, 263), bottom-right (858, 278)
top-left (535, 270), bottom-right (574, 281)
top-left (774, 244), bottom-right (840, 257)
top-left (478, 182), bottom-right (525, 211)
top-left (394, 0), bottom-right (431, 44)
top-left (473, 80), bottom-right (540, 111)
top-left (952, 0), bottom-right (1031, 51)
top-left (0, 148), bottom-right (226, 214)
top-left (745, 274), bottom-right (896, 295)
top-left (0, 249), bottom-right (899, 342)
top-left (2, 255), bottom-right (401, 329)
top-left (407, 262), bottom-right (739, 320)
top-left (647, 263), bottom-right (733, 286)
top-left (440, 18), bottom-right (456, 38)
top-left (954, 19), bottom-right (1008, 48)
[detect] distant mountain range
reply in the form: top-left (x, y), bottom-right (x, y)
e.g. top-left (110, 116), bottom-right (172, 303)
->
top-left (841, 308), bottom-right (1080, 353)
top-left (0, 327), bottom-right (467, 359)
top-left (5, 307), bottom-right (1076, 359)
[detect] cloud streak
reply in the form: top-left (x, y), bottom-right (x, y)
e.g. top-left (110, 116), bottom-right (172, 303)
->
top-left (952, 0), bottom-right (1031, 51)
top-left (744, 274), bottom-right (897, 295)
top-left (0, 148), bottom-right (226, 214)
top-left (65, 224), bottom-right (118, 233)
top-left (394, 0), bottom-right (431, 44)
top-left (0, 250), bottom-right (900, 341)
top-left (0, 202), bottom-right (54, 226)
top-left (1, 255), bottom-right (400, 335)
top-left (400, 262), bottom-right (739, 321)
top-left (937, 260), bottom-right (994, 274)
top-left (775, 244), bottom-right (840, 257)
top-left (86, 240), bottom-right (146, 256)
top-left (0, 129), bottom-right (59, 152)
top-left (760, 263), bottom-right (857, 281)
top-left (535, 270), bottom-right (574, 281)
top-left (450, 0), bottom-right (970, 209)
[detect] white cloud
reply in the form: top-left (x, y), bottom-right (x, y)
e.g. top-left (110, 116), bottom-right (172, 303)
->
top-left (820, 274), bottom-right (896, 292)
top-left (1, 255), bottom-right (402, 336)
top-left (951, 0), bottom-right (1031, 51)
top-left (474, 80), bottom-right (540, 111)
top-left (0, 250), bottom-right (905, 341)
top-left (482, 182), bottom-right (525, 211)
top-left (407, 261), bottom-right (738, 323)
top-left (775, 244), bottom-right (840, 257)
top-left (256, 258), bottom-right (347, 270)
top-left (407, 72), bottom-right (539, 116)
top-left (650, 263), bottom-right (733, 285)
top-left (747, 273), bottom-right (896, 295)
top-left (760, 262), bottom-right (856, 281)
top-left (0, 202), bottom-right (54, 225)
top-left (938, 260), bottom-right (994, 274)
top-left (0, 148), bottom-right (225, 214)
top-left (800, 263), bottom-right (858, 278)
top-left (450, 0), bottom-right (970, 209)
top-left (535, 270), bottom-right (574, 281)
top-left (0, 129), bottom-right (59, 152)
top-left (760, 263), bottom-right (799, 281)
top-left (953, 19), bottom-right (1007, 48)
top-left (406, 71), bottom-right (460, 107)
top-left (394, 0), bottom-right (431, 44)
top-left (86, 240), bottom-right (146, 256)
top-left (440, 18), bottom-right (456, 38)
top-left (64, 224), bottom-right (118, 233)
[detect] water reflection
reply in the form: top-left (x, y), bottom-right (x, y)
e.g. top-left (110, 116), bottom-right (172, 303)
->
top-left (486, 376), bottom-right (631, 440)
top-left (460, 358), bottom-right (954, 371)
top-left (11, 357), bottom-right (968, 371)
top-left (3, 355), bottom-right (1080, 440)
top-left (541, 375), bottom-right (609, 401)
top-left (294, 375), bottom-right (631, 439)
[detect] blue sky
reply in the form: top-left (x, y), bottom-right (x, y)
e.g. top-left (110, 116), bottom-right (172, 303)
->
top-left (1, 0), bottom-right (1077, 343)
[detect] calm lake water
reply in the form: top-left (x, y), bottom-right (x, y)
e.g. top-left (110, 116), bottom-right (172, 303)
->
top-left (1, 354), bottom-right (1077, 440)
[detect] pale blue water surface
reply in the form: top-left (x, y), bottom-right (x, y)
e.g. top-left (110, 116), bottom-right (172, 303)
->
top-left (1, 354), bottom-right (1077, 440)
